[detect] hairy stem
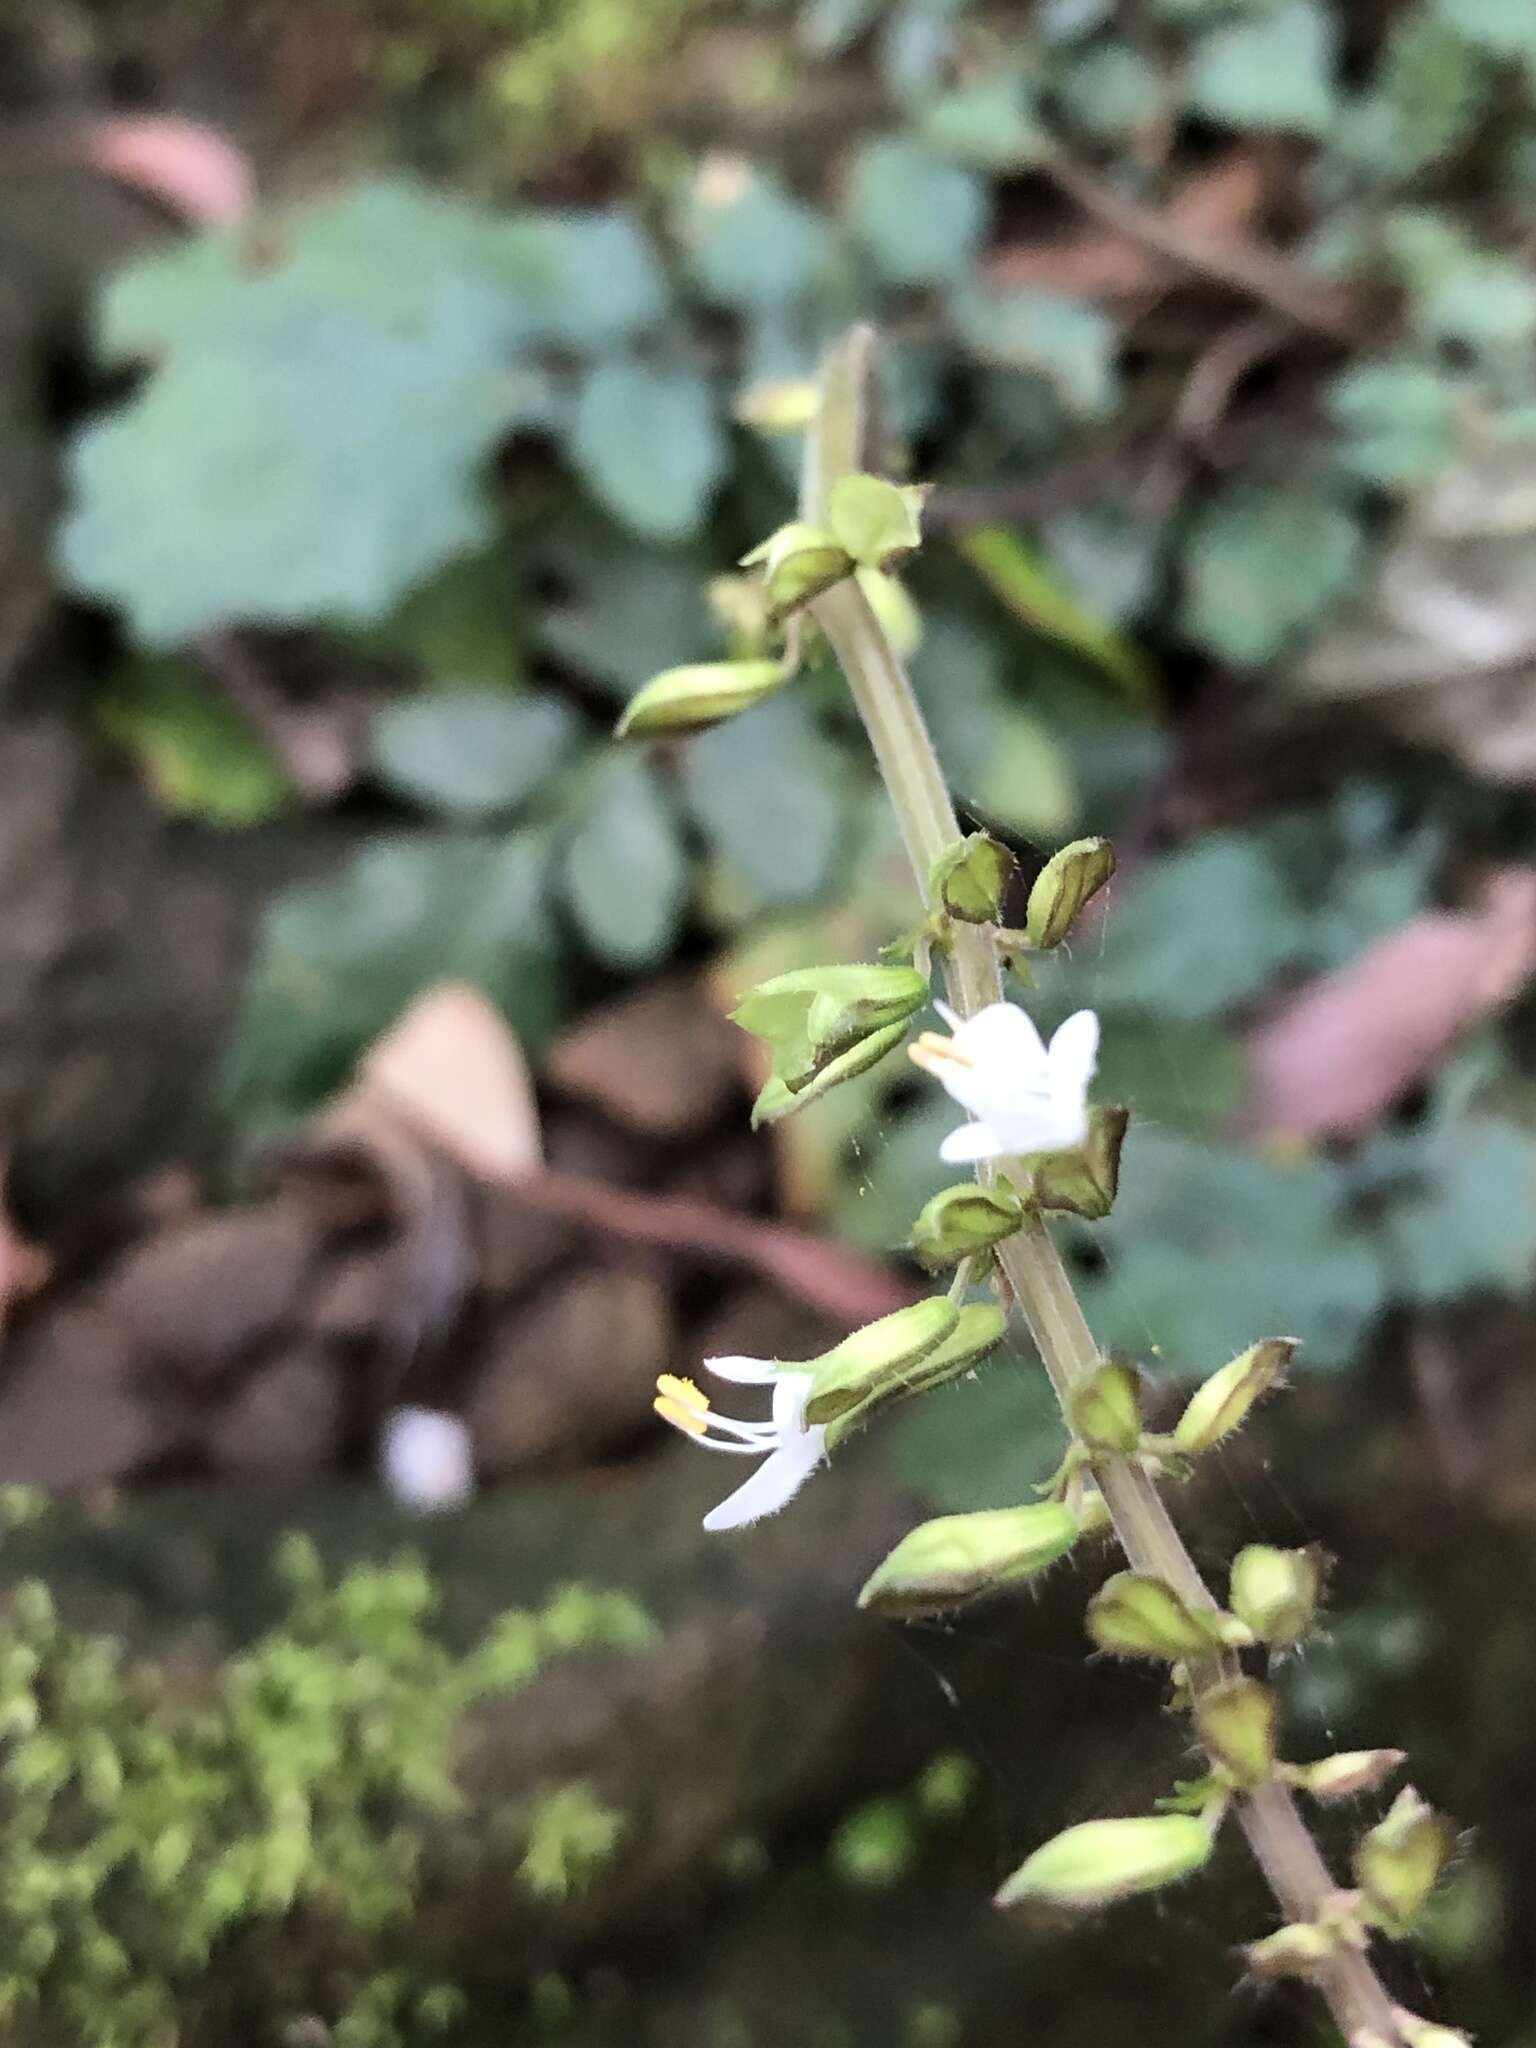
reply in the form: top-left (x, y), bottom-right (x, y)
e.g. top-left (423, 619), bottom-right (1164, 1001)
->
top-left (808, 330), bottom-right (1405, 2048)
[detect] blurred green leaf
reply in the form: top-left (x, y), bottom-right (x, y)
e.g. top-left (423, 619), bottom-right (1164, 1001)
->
top-left (1180, 486), bottom-right (1364, 667)
top-left (1086, 832), bottom-right (1302, 1020)
top-left (560, 754), bottom-right (688, 968)
top-left (369, 689), bottom-right (579, 818)
top-left (571, 360), bottom-right (726, 541)
top-left (846, 136), bottom-right (987, 285)
top-left (1328, 361), bottom-right (1460, 487)
top-left (921, 70), bottom-right (1042, 165)
top-left (62, 310), bottom-right (546, 645)
top-left (1054, 42), bottom-right (1168, 140)
top-left (682, 696), bottom-right (848, 907)
top-left (1187, 0), bottom-right (1338, 133)
top-left (835, 1095), bottom-right (958, 1255)
top-left (1083, 1130), bottom-right (1385, 1372)
top-left (358, 550), bottom-right (525, 690)
top-left (950, 285), bottom-right (1118, 417)
top-left (888, 1360), bottom-right (1066, 1511)
top-left (1385, 210), bottom-right (1536, 355)
top-left (957, 526), bottom-right (1154, 702)
top-left (1345, 11), bottom-right (1488, 181)
top-left (965, 709), bottom-right (1079, 839)
top-left (1386, 1115), bottom-right (1536, 1304)
top-left (1427, 0), bottom-right (1536, 67)
top-left (96, 657), bottom-right (290, 827)
top-left (680, 163), bottom-right (835, 310)
top-left (1088, 1012), bottom-right (1250, 1134)
top-left (535, 531), bottom-right (715, 699)
top-left (225, 832), bottom-right (561, 1116)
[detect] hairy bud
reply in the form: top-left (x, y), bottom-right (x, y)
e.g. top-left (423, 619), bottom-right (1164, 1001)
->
top-left (1086, 1573), bottom-right (1231, 1662)
top-left (859, 1501), bottom-right (1080, 1619)
top-left (1228, 1544), bottom-right (1326, 1649)
top-left (996, 1812), bottom-right (1217, 1912)
top-left (615, 657), bottom-right (789, 738)
top-left (1025, 837), bottom-right (1116, 949)
top-left (1172, 1339), bottom-right (1296, 1456)
top-left (1354, 1788), bottom-right (1456, 1936)
top-left (1068, 1359), bottom-right (1143, 1456)
top-left (1196, 1677), bottom-right (1278, 1789)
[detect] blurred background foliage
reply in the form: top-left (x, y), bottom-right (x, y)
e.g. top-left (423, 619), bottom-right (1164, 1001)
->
top-left (8, 0), bottom-right (1536, 2040)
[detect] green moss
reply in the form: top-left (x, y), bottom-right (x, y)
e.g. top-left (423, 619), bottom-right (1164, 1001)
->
top-left (0, 1541), bottom-right (653, 2046)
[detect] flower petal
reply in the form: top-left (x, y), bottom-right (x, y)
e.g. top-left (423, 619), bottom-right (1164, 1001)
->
top-left (704, 1354), bottom-right (779, 1385)
top-left (702, 1432), bottom-right (825, 1531)
top-left (939, 1121), bottom-right (1008, 1163)
top-left (953, 1001), bottom-right (1048, 1071)
top-left (771, 1370), bottom-right (813, 1434)
top-left (1048, 1009), bottom-right (1100, 1096)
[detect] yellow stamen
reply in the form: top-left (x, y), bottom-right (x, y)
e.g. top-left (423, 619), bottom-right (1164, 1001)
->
top-left (654, 1373), bottom-right (710, 1437)
top-left (908, 1029), bottom-right (974, 1076)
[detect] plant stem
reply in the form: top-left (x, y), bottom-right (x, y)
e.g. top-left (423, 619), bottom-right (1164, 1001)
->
top-left (808, 336), bottom-right (1407, 2048)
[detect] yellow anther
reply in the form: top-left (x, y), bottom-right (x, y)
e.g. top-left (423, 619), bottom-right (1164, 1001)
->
top-left (908, 1030), bottom-right (973, 1075)
top-left (654, 1374), bottom-right (710, 1437)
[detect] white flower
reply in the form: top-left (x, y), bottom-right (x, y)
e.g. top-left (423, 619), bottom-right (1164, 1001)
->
top-left (654, 1358), bottom-right (827, 1532)
top-left (381, 1406), bottom-right (475, 1512)
top-left (910, 1001), bottom-right (1099, 1165)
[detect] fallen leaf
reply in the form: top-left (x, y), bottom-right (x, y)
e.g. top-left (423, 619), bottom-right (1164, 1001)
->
top-left (362, 981), bottom-right (543, 1182)
top-left (72, 114), bottom-right (255, 225)
top-left (1244, 869), bottom-right (1536, 1141)
top-left (986, 151), bottom-right (1266, 302)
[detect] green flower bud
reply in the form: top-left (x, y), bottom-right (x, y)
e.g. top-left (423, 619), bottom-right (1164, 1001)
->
top-left (1244, 1921), bottom-right (1341, 1979)
top-left (1228, 1544), bottom-right (1326, 1649)
top-left (1025, 837), bottom-right (1116, 950)
top-left (733, 377), bottom-right (820, 433)
top-left (1196, 1677), bottom-right (1278, 1789)
top-left (733, 964), bottom-right (928, 1090)
top-left (1023, 1106), bottom-right (1128, 1221)
top-left (1354, 1788), bottom-right (1456, 1936)
top-left (995, 1812), bottom-right (1217, 1912)
top-left (826, 1303), bottom-right (1009, 1449)
top-left (930, 832), bottom-right (1018, 925)
top-left (742, 522), bottom-right (854, 618)
top-left (859, 1502), bottom-right (1080, 1620)
top-left (804, 1297), bottom-right (960, 1424)
top-left (1086, 1572), bottom-right (1231, 1662)
top-left (1284, 1749), bottom-right (1407, 1805)
top-left (1171, 1338), bottom-right (1296, 1456)
top-left (910, 1181), bottom-right (1026, 1271)
top-left (855, 568), bottom-right (923, 657)
top-left (1068, 1359), bottom-right (1143, 1456)
top-left (750, 1018), bottom-right (909, 1126)
top-left (615, 657), bottom-right (791, 738)
top-left (827, 473), bottom-right (927, 569)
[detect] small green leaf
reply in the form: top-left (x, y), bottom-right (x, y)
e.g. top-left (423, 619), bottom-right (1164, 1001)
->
top-left (682, 696), bottom-right (847, 907)
top-left (560, 755), bottom-right (688, 969)
top-left (1429, 0), bottom-right (1536, 64)
top-left (369, 689), bottom-right (578, 818)
top-left (920, 70), bottom-right (1042, 166)
top-left (96, 657), bottom-right (290, 826)
top-left (950, 285), bottom-right (1118, 418)
top-left (1055, 43), bottom-right (1168, 141)
top-left (1187, 0), bottom-right (1337, 133)
top-left (536, 531), bottom-right (714, 700)
top-left (1328, 361), bottom-right (1459, 487)
top-left (966, 709), bottom-right (1078, 839)
top-left (1348, 12), bottom-right (1488, 180)
top-left (1181, 486), bottom-right (1363, 667)
top-left (846, 136), bottom-right (988, 286)
top-left (680, 162), bottom-right (834, 310)
top-left (571, 360), bottom-right (726, 542)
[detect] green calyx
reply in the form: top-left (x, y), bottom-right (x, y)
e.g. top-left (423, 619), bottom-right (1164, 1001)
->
top-left (1195, 1676), bottom-right (1278, 1790)
top-left (1025, 837), bottom-right (1116, 949)
top-left (1019, 1106), bottom-right (1128, 1221)
top-left (733, 962), bottom-right (927, 1121)
top-left (1067, 1358), bottom-right (1143, 1456)
top-left (1085, 1572), bottom-right (1234, 1663)
top-left (826, 473), bottom-right (927, 569)
top-left (1228, 1543), bottom-right (1326, 1649)
top-left (1353, 1787), bottom-right (1456, 1936)
top-left (1171, 1338), bottom-right (1296, 1456)
top-left (615, 656), bottom-right (791, 738)
top-left (825, 1302), bottom-right (1009, 1449)
top-left (930, 831), bottom-right (1017, 925)
top-left (858, 1501), bottom-right (1080, 1620)
top-left (741, 521), bottom-right (855, 618)
top-left (995, 1811), bottom-right (1218, 1912)
top-left (909, 1180), bottom-right (1026, 1271)
top-left (803, 1297), bottom-right (960, 1425)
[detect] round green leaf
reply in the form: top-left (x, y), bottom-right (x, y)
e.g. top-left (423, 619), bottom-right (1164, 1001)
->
top-left (369, 689), bottom-right (578, 818)
top-left (846, 136), bottom-right (987, 286)
top-left (561, 755), bottom-right (689, 967)
top-left (571, 361), bottom-right (727, 542)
